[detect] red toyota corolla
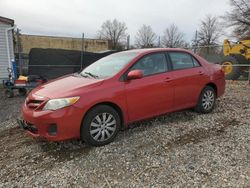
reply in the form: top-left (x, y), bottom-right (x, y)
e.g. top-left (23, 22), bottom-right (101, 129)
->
top-left (18, 48), bottom-right (225, 146)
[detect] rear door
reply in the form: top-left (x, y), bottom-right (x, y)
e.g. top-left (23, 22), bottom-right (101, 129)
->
top-left (167, 52), bottom-right (208, 110)
top-left (124, 53), bottom-right (174, 122)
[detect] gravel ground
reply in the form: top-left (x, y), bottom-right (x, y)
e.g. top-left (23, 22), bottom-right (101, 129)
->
top-left (0, 81), bottom-right (249, 187)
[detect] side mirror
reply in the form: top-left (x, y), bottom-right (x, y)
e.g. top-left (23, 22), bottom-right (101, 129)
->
top-left (127, 70), bottom-right (143, 80)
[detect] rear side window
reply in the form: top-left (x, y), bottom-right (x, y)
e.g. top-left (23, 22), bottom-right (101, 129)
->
top-left (169, 52), bottom-right (200, 70)
top-left (131, 53), bottom-right (168, 76)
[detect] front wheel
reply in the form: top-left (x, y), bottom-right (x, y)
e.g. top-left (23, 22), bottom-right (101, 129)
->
top-left (195, 86), bottom-right (216, 113)
top-left (221, 56), bottom-right (241, 80)
top-left (81, 105), bottom-right (121, 146)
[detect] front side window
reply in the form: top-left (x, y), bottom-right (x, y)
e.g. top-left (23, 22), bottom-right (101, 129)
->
top-left (130, 53), bottom-right (168, 76)
top-left (169, 52), bottom-right (200, 70)
top-left (80, 52), bottom-right (138, 79)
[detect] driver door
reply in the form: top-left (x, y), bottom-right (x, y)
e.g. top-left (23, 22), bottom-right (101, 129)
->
top-left (124, 53), bottom-right (174, 122)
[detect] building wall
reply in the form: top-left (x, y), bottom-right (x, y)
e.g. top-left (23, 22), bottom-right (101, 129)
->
top-left (0, 23), bottom-right (15, 81)
top-left (19, 34), bottom-right (109, 54)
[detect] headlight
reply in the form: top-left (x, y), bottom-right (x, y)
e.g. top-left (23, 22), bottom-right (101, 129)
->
top-left (43, 97), bottom-right (80, 111)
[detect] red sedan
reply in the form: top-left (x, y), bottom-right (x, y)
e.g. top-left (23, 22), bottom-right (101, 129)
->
top-left (18, 48), bottom-right (225, 146)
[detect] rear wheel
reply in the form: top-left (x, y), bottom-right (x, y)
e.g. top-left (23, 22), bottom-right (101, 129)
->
top-left (81, 105), bottom-right (121, 146)
top-left (221, 56), bottom-right (241, 80)
top-left (195, 86), bottom-right (216, 114)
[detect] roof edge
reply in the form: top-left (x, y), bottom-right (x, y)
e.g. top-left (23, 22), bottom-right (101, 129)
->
top-left (0, 16), bottom-right (14, 26)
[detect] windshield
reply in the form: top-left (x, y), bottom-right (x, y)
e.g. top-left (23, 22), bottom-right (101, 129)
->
top-left (80, 52), bottom-right (138, 79)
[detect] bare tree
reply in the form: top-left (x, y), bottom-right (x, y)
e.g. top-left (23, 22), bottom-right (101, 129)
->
top-left (135, 25), bottom-right (157, 48)
top-left (195, 15), bottom-right (221, 54)
top-left (97, 19), bottom-right (127, 50)
top-left (161, 24), bottom-right (185, 48)
top-left (223, 0), bottom-right (250, 39)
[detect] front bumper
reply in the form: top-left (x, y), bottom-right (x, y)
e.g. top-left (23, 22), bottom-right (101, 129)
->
top-left (20, 103), bottom-right (84, 141)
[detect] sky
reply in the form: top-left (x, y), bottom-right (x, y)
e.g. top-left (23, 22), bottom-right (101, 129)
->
top-left (0, 0), bottom-right (231, 44)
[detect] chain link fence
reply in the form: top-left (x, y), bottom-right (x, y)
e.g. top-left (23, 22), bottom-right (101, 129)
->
top-left (187, 45), bottom-right (250, 83)
top-left (15, 44), bottom-right (250, 83)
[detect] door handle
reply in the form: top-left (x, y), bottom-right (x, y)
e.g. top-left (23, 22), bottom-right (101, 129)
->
top-left (198, 71), bottom-right (204, 75)
top-left (164, 77), bottom-right (172, 82)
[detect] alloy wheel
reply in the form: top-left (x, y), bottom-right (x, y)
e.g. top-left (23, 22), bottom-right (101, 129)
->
top-left (89, 113), bottom-right (117, 142)
top-left (202, 90), bottom-right (215, 110)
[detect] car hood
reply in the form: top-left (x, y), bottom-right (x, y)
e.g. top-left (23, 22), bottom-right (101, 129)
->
top-left (31, 74), bottom-right (104, 99)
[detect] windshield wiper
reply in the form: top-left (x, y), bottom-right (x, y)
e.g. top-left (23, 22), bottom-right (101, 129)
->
top-left (79, 72), bottom-right (89, 78)
top-left (82, 72), bottom-right (99, 79)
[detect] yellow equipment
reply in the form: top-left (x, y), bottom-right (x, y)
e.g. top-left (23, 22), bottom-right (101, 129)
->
top-left (18, 75), bottom-right (28, 81)
top-left (221, 39), bottom-right (250, 80)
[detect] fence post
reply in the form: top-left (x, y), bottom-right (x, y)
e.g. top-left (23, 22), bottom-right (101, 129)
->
top-left (16, 28), bottom-right (23, 75)
top-left (80, 33), bottom-right (84, 70)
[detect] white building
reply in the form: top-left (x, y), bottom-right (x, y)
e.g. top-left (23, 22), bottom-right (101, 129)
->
top-left (0, 16), bottom-right (15, 82)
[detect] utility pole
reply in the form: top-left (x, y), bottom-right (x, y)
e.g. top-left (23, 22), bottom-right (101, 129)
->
top-left (80, 33), bottom-right (84, 70)
top-left (127, 35), bottom-right (130, 50)
top-left (194, 30), bottom-right (198, 53)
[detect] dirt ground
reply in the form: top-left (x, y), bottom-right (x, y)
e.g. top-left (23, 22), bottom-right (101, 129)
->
top-left (0, 81), bottom-right (249, 187)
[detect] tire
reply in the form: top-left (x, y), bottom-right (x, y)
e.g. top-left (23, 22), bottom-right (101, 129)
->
top-left (195, 86), bottom-right (216, 114)
top-left (221, 56), bottom-right (241, 80)
top-left (5, 89), bottom-right (14, 98)
top-left (18, 88), bottom-right (27, 96)
top-left (241, 67), bottom-right (250, 78)
top-left (81, 105), bottom-right (121, 146)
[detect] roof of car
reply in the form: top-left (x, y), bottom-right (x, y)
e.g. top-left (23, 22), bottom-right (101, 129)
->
top-left (125, 48), bottom-right (191, 54)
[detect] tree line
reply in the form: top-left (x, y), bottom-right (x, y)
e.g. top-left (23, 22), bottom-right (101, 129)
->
top-left (97, 0), bottom-right (250, 50)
